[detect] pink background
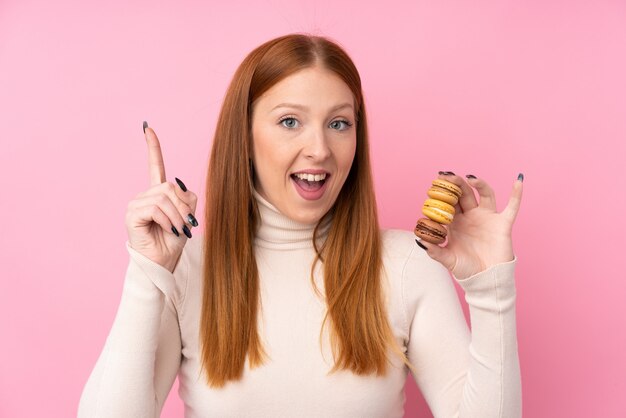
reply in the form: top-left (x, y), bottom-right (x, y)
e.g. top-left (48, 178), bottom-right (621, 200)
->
top-left (1, 0), bottom-right (624, 416)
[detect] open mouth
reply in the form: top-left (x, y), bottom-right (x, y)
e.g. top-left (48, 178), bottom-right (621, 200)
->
top-left (290, 172), bottom-right (329, 191)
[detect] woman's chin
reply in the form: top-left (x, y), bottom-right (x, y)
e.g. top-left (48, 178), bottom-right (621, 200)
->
top-left (284, 198), bottom-right (336, 225)
top-left (284, 209), bottom-right (325, 225)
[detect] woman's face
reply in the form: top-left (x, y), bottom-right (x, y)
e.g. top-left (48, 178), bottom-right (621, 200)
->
top-left (250, 66), bottom-right (357, 224)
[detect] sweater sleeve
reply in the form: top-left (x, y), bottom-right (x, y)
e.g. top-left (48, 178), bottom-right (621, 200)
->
top-left (404, 245), bottom-right (521, 418)
top-left (77, 240), bottom-right (187, 418)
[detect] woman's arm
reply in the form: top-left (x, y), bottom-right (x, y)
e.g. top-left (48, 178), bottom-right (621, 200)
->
top-left (407, 172), bottom-right (523, 416)
top-left (404, 247), bottom-right (521, 418)
top-left (77, 240), bottom-right (185, 418)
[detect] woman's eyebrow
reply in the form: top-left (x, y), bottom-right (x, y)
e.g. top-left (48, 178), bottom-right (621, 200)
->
top-left (271, 102), bottom-right (354, 112)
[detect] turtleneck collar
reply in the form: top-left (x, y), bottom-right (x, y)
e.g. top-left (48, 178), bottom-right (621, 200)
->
top-left (252, 188), bottom-right (332, 250)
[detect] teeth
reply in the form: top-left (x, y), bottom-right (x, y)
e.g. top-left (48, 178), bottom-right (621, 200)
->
top-left (294, 173), bottom-right (327, 181)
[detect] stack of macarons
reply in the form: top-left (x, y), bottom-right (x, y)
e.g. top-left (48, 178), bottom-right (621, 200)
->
top-left (414, 179), bottom-right (463, 244)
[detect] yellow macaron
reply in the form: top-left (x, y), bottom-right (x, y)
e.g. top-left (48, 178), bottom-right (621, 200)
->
top-left (427, 179), bottom-right (463, 206)
top-left (422, 198), bottom-right (455, 224)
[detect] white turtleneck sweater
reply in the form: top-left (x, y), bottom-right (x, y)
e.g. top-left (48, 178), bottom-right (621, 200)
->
top-left (78, 190), bottom-right (521, 418)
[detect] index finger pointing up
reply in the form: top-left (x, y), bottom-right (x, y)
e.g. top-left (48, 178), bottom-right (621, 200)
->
top-left (143, 121), bottom-right (166, 186)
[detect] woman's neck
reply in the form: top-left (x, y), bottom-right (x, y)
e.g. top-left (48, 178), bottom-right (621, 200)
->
top-left (252, 188), bottom-right (332, 250)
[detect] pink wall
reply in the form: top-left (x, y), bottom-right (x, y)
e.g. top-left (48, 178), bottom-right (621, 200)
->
top-left (1, 0), bottom-right (624, 416)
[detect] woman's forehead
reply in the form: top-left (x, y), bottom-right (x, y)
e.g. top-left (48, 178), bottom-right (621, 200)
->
top-left (254, 67), bottom-right (354, 113)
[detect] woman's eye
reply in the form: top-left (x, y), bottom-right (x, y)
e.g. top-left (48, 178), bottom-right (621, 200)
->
top-left (330, 120), bottom-right (352, 131)
top-left (279, 117), bottom-right (352, 130)
top-left (279, 117), bottom-right (299, 129)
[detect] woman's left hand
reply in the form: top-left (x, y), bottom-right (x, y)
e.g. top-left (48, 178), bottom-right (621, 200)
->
top-left (417, 172), bottom-right (524, 280)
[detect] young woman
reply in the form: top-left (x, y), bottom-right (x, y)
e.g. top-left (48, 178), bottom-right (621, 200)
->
top-left (79, 33), bottom-right (523, 417)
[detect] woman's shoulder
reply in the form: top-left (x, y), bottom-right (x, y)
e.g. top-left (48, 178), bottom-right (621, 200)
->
top-left (379, 228), bottom-right (450, 282)
top-left (378, 229), bottom-right (454, 318)
top-left (377, 229), bottom-right (452, 337)
top-left (379, 228), bottom-right (420, 260)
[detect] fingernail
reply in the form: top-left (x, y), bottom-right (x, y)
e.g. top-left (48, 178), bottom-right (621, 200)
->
top-left (183, 225), bottom-right (192, 238)
top-left (444, 171), bottom-right (455, 175)
top-left (518, 173), bottom-right (524, 182)
top-left (466, 174), bottom-right (477, 179)
top-left (438, 171), bottom-right (446, 175)
top-left (171, 226), bottom-right (180, 237)
top-left (175, 177), bottom-right (188, 192)
top-left (187, 213), bottom-right (198, 227)
top-left (415, 239), bottom-right (428, 251)
top-left (143, 121), bottom-right (148, 134)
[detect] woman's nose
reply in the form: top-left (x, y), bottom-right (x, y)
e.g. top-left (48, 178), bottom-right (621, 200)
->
top-left (304, 128), bottom-right (331, 161)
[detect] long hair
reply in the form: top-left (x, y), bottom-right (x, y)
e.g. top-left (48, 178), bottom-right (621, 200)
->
top-left (200, 33), bottom-right (416, 388)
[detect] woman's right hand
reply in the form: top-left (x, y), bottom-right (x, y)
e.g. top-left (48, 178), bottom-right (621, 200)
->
top-left (125, 122), bottom-right (198, 273)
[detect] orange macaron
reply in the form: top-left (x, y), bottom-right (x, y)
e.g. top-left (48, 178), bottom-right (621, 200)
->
top-left (427, 179), bottom-right (462, 206)
top-left (422, 198), bottom-right (456, 225)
